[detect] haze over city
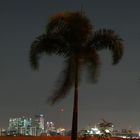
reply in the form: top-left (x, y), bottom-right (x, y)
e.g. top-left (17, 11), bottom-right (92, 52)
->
top-left (0, 0), bottom-right (140, 132)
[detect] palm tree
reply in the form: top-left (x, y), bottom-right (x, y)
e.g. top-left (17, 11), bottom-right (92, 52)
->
top-left (29, 11), bottom-right (123, 140)
top-left (98, 119), bottom-right (113, 137)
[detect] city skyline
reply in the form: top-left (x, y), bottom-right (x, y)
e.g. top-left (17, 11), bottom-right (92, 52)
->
top-left (2, 114), bottom-right (139, 138)
top-left (0, 0), bottom-right (140, 131)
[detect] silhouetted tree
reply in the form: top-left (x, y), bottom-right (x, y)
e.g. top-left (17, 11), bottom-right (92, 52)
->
top-left (29, 11), bottom-right (123, 140)
top-left (98, 119), bottom-right (113, 137)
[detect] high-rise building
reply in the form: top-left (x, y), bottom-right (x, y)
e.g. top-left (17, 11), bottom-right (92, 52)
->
top-left (34, 114), bottom-right (44, 135)
top-left (29, 127), bottom-right (37, 136)
top-left (6, 114), bottom-right (57, 136)
top-left (8, 116), bottom-right (32, 135)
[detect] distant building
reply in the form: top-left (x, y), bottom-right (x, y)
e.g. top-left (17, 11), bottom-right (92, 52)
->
top-left (0, 128), bottom-right (6, 136)
top-left (29, 127), bottom-right (37, 136)
top-left (8, 116), bottom-right (32, 135)
top-left (3, 114), bottom-right (56, 136)
top-left (34, 114), bottom-right (45, 136)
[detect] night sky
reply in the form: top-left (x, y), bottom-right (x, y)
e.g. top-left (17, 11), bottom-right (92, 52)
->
top-left (0, 0), bottom-right (140, 131)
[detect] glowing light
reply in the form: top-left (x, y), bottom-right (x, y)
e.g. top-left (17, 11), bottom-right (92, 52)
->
top-left (60, 108), bottom-right (64, 112)
top-left (105, 129), bottom-right (110, 133)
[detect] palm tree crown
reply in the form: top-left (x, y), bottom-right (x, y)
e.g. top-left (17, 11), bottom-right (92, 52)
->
top-left (30, 11), bottom-right (123, 104)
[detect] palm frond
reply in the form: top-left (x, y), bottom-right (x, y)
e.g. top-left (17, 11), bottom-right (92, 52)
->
top-left (46, 12), bottom-right (70, 35)
top-left (45, 34), bottom-right (72, 57)
top-left (48, 57), bottom-right (76, 105)
top-left (92, 29), bottom-right (124, 65)
top-left (30, 34), bottom-right (47, 70)
top-left (46, 11), bottom-right (93, 44)
top-left (30, 34), bottom-right (69, 70)
top-left (85, 48), bottom-right (101, 83)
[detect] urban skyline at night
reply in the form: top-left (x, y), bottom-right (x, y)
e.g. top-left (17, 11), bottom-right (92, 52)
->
top-left (0, 114), bottom-right (140, 138)
top-left (0, 0), bottom-right (140, 132)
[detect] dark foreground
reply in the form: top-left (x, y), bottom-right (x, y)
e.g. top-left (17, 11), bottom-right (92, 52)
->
top-left (0, 136), bottom-right (136, 140)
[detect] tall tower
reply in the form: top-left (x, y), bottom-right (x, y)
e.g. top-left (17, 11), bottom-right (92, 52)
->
top-left (34, 114), bottom-right (44, 135)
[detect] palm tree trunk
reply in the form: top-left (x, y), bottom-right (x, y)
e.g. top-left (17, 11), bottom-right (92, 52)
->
top-left (71, 57), bottom-right (79, 140)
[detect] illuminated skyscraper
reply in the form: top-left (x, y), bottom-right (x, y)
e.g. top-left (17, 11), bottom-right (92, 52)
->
top-left (34, 114), bottom-right (44, 135)
top-left (7, 114), bottom-right (55, 136)
top-left (8, 116), bottom-right (32, 135)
